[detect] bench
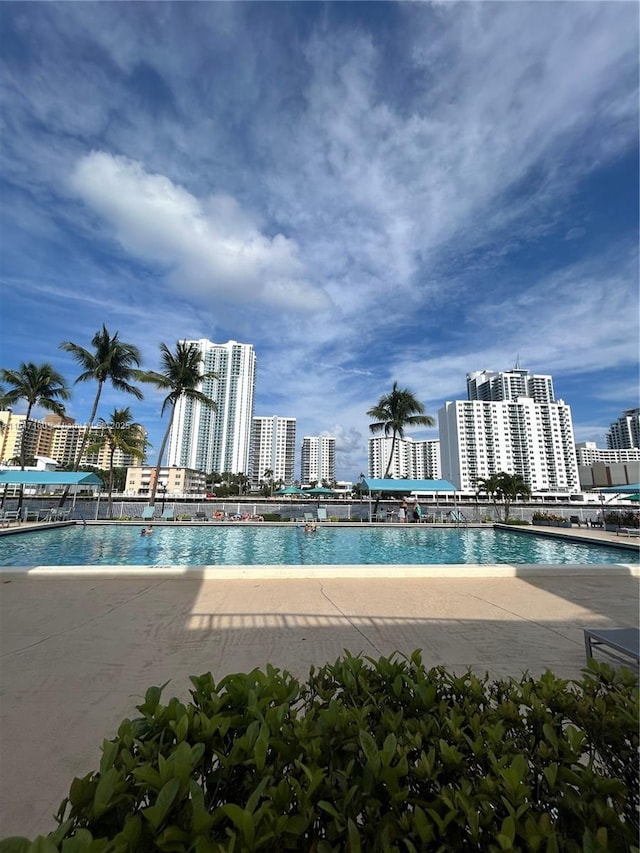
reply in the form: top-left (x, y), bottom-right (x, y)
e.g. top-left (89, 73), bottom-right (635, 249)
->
top-left (584, 628), bottom-right (640, 667)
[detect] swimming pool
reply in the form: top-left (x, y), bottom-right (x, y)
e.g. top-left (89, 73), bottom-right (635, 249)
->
top-left (0, 524), bottom-right (634, 567)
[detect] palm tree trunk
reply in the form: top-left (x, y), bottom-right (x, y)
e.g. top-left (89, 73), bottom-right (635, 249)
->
top-left (148, 405), bottom-right (175, 506)
top-left (74, 383), bottom-right (103, 470)
top-left (107, 446), bottom-right (115, 520)
top-left (373, 431), bottom-right (398, 519)
top-left (16, 405), bottom-right (33, 512)
top-left (59, 383), bottom-right (103, 507)
top-left (383, 432), bottom-right (398, 478)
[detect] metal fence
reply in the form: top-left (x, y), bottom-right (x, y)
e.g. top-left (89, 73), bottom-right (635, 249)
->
top-left (4, 496), bottom-right (632, 525)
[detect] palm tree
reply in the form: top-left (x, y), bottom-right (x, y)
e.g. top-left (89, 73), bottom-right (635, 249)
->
top-left (141, 341), bottom-right (217, 506)
top-left (476, 472), bottom-right (531, 522)
top-left (60, 325), bottom-right (143, 471)
top-left (86, 407), bottom-right (146, 518)
top-left (262, 468), bottom-right (274, 497)
top-left (367, 381), bottom-right (435, 478)
top-left (0, 363), bottom-right (70, 509)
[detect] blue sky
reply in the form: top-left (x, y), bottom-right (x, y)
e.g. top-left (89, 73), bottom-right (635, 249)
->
top-left (1, 1), bottom-right (638, 481)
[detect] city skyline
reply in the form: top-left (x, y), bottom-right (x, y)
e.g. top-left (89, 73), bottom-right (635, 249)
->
top-left (1, 3), bottom-right (638, 482)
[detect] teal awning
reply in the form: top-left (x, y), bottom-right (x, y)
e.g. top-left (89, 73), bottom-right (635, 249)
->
top-left (598, 483), bottom-right (640, 494)
top-left (0, 471), bottom-right (103, 486)
top-left (362, 478), bottom-right (456, 493)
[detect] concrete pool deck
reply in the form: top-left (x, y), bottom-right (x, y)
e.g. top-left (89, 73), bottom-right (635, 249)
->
top-left (0, 525), bottom-right (638, 838)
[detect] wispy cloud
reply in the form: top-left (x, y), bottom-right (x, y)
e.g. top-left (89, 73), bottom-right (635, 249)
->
top-left (0, 2), bottom-right (637, 478)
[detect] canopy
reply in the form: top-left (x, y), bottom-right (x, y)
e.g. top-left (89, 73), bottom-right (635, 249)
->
top-left (598, 483), bottom-right (640, 494)
top-left (361, 478), bottom-right (457, 493)
top-left (0, 471), bottom-right (103, 486)
top-left (303, 486), bottom-right (336, 495)
top-left (274, 485), bottom-right (305, 496)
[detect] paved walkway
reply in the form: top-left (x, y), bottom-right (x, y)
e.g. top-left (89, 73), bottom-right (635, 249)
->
top-left (0, 524), bottom-right (638, 838)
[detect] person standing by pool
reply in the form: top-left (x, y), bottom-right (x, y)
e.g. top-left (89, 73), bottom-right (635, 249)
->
top-left (412, 500), bottom-right (422, 523)
top-left (398, 501), bottom-right (407, 523)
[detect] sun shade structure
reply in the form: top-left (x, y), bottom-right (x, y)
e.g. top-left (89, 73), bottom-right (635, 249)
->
top-left (361, 478), bottom-right (457, 493)
top-left (303, 486), bottom-right (336, 495)
top-left (598, 483), bottom-right (640, 494)
top-left (0, 471), bottom-right (103, 486)
top-left (274, 485), bottom-right (305, 496)
top-left (360, 479), bottom-right (457, 522)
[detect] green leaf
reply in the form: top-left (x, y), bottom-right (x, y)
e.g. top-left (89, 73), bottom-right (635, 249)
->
top-left (543, 764), bottom-right (558, 789)
top-left (99, 739), bottom-right (119, 775)
top-left (254, 724), bottom-right (269, 771)
top-left (143, 777), bottom-right (180, 831)
top-left (359, 730), bottom-right (381, 771)
top-left (92, 767), bottom-right (120, 819)
top-left (347, 818), bottom-right (362, 853)
top-left (68, 774), bottom-right (94, 809)
top-left (222, 803), bottom-right (246, 831)
top-left (172, 713), bottom-right (189, 743)
top-left (318, 800), bottom-right (344, 824)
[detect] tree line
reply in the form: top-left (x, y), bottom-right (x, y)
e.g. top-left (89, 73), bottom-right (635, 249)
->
top-left (0, 326), bottom-right (217, 512)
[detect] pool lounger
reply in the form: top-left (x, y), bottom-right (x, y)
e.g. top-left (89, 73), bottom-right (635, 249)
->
top-left (584, 627), bottom-right (640, 667)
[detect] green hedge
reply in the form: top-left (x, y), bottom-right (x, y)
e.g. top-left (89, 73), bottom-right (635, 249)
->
top-left (3, 653), bottom-right (638, 852)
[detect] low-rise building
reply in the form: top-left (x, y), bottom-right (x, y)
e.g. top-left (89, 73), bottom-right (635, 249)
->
top-left (125, 466), bottom-right (206, 497)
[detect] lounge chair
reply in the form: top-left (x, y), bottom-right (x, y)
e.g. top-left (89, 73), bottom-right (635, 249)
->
top-left (141, 506), bottom-right (155, 521)
top-left (569, 515), bottom-right (583, 527)
top-left (316, 507), bottom-right (328, 522)
top-left (161, 507), bottom-right (175, 521)
top-left (195, 511), bottom-right (209, 521)
top-left (1, 510), bottom-right (21, 527)
top-left (584, 628), bottom-right (640, 667)
top-left (617, 527), bottom-right (640, 537)
top-left (22, 507), bottom-right (41, 522)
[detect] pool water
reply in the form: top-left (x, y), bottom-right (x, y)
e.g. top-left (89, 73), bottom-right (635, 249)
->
top-left (0, 525), bottom-right (633, 567)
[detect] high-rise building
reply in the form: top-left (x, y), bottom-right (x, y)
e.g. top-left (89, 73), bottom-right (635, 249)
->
top-left (0, 411), bottom-right (53, 463)
top-left (167, 340), bottom-right (256, 475)
top-left (368, 436), bottom-right (441, 480)
top-left (467, 368), bottom-right (555, 404)
top-left (606, 408), bottom-right (640, 450)
top-left (0, 410), bottom-right (145, 469)
top-left (250, 416), bottom-right (296, 487)
top-left (301, 435), bottom-right (335, 486)
top-left (439, 397), bottom-right (579, 493)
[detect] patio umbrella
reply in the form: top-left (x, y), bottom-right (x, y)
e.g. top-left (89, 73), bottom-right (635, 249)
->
top-left (304, 487), bottom-right (336, 496)
top-left (274, 485), bottom-right (305, 496)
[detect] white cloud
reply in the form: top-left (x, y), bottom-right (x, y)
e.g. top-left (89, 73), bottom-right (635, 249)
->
top-left (69, 151), bottom-right (331, 314)
top-left (2, 2), bottom-right (638, 479)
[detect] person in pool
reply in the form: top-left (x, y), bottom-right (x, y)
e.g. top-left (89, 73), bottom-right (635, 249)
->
top-left (140, 525), bottom-right (153, 536)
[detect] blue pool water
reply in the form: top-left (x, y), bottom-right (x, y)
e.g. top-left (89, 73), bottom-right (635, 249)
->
top-left (0, 524), bottom-right (634, 567)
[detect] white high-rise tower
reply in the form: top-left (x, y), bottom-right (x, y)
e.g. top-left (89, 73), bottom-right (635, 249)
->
top-left (301, 435), bottom-right (336, 486)
top-left (467, 368), bottom-right (555, 403)
top-left (439, 365), bottom-right (579, 492)
top-left (168, 339), bottom-right (256, 475)
top-left (250, 416), bottom-right (297, 487)
top-left (606, 408), bottom-right (640, 450)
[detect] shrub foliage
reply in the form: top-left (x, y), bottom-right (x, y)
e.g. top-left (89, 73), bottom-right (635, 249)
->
top-left (3, 653), bottom-right (638, 852)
